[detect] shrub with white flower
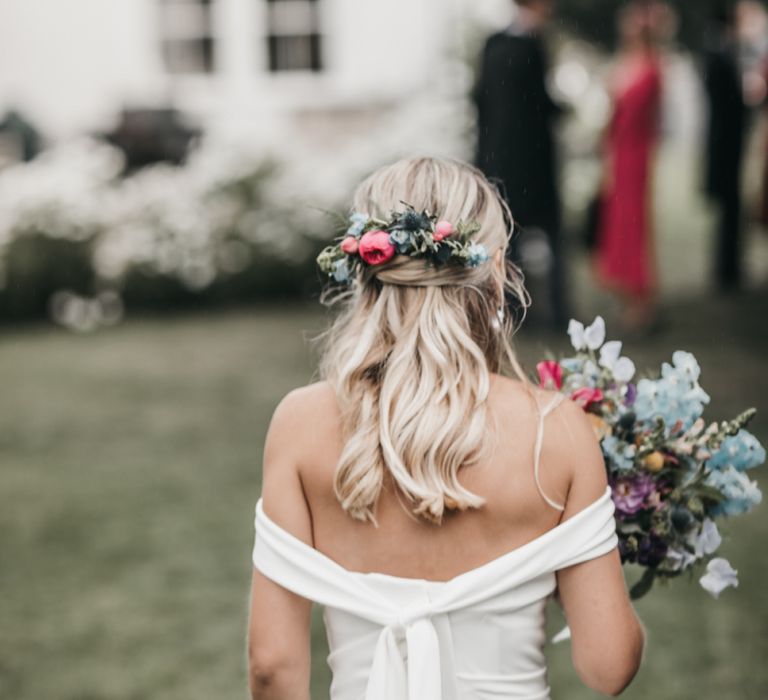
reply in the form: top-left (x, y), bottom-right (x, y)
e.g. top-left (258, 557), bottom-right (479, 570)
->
top-left (538, 317), bottom-right (764, 600)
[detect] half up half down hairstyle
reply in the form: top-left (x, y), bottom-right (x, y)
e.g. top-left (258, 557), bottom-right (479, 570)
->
top-left (318, 157), bottom-right (530, 525)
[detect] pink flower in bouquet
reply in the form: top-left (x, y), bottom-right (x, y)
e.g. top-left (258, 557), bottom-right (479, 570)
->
top-left (434, 221), bottom-right (454, 241)
top-left (359, 230), bottom-right (396, 266)
top-left (340, 237), bottom-right (360, 255)
top-left (571, 386), bottom-right (604, 409)
top-left (536, 361), bottom-right (563, 390)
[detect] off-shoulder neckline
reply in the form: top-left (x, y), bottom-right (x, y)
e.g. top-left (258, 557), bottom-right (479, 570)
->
top-left (255, 486), bottom-right (614, 586)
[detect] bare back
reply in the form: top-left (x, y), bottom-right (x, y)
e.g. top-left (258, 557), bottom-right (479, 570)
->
top-left (293, 375), bottom-right (593, 582)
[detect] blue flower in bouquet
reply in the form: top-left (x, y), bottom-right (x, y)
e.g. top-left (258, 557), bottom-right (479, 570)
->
top-left (560, 358), bottom-right (584, 373)
top-left (708, 430), bottom-right (766, 472)
top-left (634, 375), bottom-right (708, 430)
top-left (602, 435), bottom-right (636, 471)
top-left (706, 466), bottom-right (763, 516)
top-left (671, 351), bottom-right (701, 382)
top-left (566, 359), bottom-right (601, 392)
top-left (633, 379), bottom-right (669, 423)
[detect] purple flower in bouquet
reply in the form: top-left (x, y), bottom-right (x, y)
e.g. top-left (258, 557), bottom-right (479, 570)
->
top-left (637, 533), bottom-right (668, 568)
top-left (611, 473), bottom-right (657, 516)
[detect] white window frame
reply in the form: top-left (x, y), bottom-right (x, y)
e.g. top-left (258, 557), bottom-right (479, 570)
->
top-left (264, 0), bottom-right (324, 74)
top-left (159, 0), bottom-right (216, 75)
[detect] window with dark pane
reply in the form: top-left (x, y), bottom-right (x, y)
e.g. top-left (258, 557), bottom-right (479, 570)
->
top-left (265, 0), bottom-right (323, 73)
top-left (159, 0), bottom-right (216, 74)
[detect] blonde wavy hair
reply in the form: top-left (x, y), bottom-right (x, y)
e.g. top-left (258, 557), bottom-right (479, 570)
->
top-left (318, 157), bottom-right (530, 525)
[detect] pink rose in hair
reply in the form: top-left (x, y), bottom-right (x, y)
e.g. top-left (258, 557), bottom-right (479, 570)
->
top-left (571, 387), bottom-right (605, 410)
top-left (536, 361), bottom-right (563, 390)
top-left (340, 237), bottom-right (359, 255)
top-left (434, 221), bottom-right (454, 241)
top-left (359, 230), bottom-right (396, 266)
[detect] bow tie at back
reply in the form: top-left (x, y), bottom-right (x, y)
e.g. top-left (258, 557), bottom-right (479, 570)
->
top-left (367, 609), bottom-right (443, 700)
top-left (252, 489), bottom-right (617, 700)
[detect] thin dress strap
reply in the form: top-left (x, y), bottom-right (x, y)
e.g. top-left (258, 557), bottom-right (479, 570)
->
top-left (533, 392), bottom-right (566, 512)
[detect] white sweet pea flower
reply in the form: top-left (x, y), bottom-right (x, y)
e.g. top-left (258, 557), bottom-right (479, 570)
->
top-left (666, 547), bottom-right (698, 572)
top-left (699, 558), bottom-right (739, 599)
top-left (568, 320), bottom-right (586, 350)
top-left (584, 316), bottom-right (606, 350)
top-left (599, 340), bottom-right (622, 367)
top-left (568, 317), bottom-right (606, 351)
top-left (693, 519), bottom-right (722, 557)
top-left (598, 340), bottom-right (637, 383)
top-left (612, 358), bottom-right (637, 383)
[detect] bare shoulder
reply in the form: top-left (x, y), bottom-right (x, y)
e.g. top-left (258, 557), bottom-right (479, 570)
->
top-left (261, 382), bottom-right (339, 528)
top-left (265, 381), bottom-right (341, 463)
top-left (270, 381), bottom-right (339, 431)
top-left (489, 374), bottom-right (570, 416)
top-left (545, 396), bottom-right (610, 516)
top-left (489, 374), bottom-right (608, 512)
top-left (488, 373), bottom-right (537, 412)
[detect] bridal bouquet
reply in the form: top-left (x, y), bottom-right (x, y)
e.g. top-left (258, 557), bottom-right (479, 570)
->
top-left (537, 317), bottom-right (764, 600)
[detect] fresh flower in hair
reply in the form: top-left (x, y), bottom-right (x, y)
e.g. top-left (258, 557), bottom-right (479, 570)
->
top-left (317, 204), bottom-right (489, 284)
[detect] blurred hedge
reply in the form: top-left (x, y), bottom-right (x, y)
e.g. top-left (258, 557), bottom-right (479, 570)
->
top-left (0, 139), bottom-right (330, 327)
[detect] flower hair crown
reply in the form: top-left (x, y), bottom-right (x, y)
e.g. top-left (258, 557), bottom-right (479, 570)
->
top-left (317, 205), bottom-right (490, 284)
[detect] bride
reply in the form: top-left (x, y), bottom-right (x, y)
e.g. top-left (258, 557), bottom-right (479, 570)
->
top-left (247, 157), bottom-right (645, 699)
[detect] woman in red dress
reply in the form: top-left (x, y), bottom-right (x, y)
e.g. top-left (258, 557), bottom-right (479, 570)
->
top-left (596, 3), bottom-right (663, 332)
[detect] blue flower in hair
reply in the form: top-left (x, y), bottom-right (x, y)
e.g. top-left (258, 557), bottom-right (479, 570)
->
top-left (332, 258), bottom-right (352, 284)
top-left (347, 212), bottom-right (369, 237)
top-left (390, 229), bottom-right (414, 255)
top-left (467, 243), bottom-right (489, 268)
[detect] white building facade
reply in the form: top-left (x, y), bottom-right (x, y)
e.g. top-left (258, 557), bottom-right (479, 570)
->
top-left (0, 0), bottom-right (513, 142)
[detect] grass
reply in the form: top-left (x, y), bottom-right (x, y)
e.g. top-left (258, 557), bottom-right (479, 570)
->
top-left (0, 298), bottom-right (766, 699)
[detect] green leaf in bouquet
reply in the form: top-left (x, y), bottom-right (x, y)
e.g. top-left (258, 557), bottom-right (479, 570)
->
top-left (704, 408), bottom-right (758, 451)
top-left (686, 496), bottom-right (705, 517)
top-left (725, 408), bottom-right (757, 435)
top-left (692, 483), bottom-right (727, 505)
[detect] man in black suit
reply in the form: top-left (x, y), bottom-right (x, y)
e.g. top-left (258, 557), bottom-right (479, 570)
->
top-left (474, 0), bottom-right (566, 326)
top-left (702, 2), bottom-right (747, 291)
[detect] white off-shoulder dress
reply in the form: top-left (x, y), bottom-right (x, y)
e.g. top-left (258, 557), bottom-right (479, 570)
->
top-left (252, 395), bottom-right (619, 700)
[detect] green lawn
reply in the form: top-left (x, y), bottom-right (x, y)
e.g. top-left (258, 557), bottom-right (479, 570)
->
top-left (1, 299), bottom-right (766, 699)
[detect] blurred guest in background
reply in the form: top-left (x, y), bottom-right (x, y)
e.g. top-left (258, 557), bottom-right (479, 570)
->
top-left (595, 1), bottom-right (663, 333)
top-left (474, 0), bottom-right (567, 327)
top-left (702, 2), bottom-right (747, 291)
